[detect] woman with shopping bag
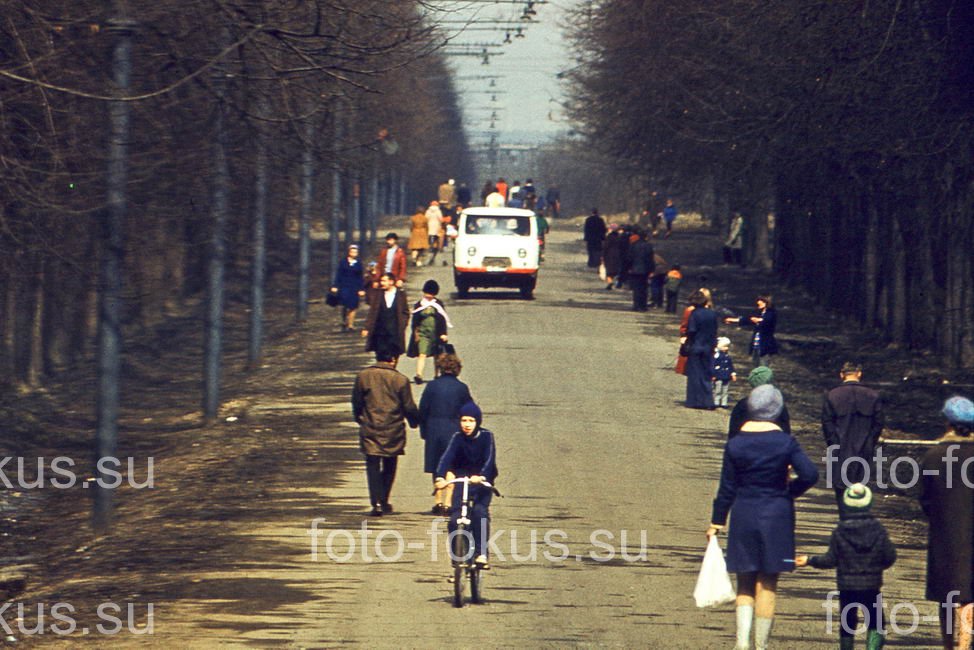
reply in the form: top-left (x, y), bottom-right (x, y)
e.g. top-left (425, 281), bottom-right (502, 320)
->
top-left (706, 385), bottom-right (818, 650)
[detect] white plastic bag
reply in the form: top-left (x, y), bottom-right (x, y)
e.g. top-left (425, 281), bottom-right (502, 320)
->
top-left (693, 535), bottom-right (737, 608)
top-left (598, 262), bottom-right (607, 282)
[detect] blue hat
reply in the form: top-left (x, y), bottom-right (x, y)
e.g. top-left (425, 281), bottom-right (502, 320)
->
top-left (747, 385), bottom-right (784, 421)
top-left (459, 401), bottom-right (482, 428)
top-left (942, 396), bottom-right (974, 425)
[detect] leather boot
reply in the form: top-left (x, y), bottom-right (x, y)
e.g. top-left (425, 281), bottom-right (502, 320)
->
top-left (839, 636), bottom-right (855, 650)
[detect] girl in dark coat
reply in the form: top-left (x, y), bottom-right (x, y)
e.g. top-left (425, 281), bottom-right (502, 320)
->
top-left (406, 279), bottom-right (450, 384)
top-left (418, 353), bottom-right (472, 514)
top-left (726, 294), bottom-right (778, 367)
top-left (330, 244), bottom-right (367, 331)
top-left (920, 396), bottom-right (974, 650)
top-left (708, 385), bottom-right (819, 650)
top-left (362, 273), bottom-right (409, 360)
top-left (685, 289), bottom-right (718, 409)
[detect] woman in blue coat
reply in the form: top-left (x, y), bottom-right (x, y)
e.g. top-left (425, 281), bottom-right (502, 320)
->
top-left (329, 244), bottom-right (367, 331)
top-left (707, 385), bottom-right (818, 650)
top-left (685, 289), bottom-right (718, 409)
top-left (726, 294), bottom-right (778, 367)
top-left (418, 353), bottom-right (472, 514)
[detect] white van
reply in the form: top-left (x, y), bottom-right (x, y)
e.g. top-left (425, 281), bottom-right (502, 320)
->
top-left (453, 207), bottom-right (540, 299)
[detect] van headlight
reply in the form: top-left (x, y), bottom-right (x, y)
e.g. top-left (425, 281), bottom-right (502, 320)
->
top-left (518, 248), bottom-right (527, 258)
top-left (467, 246), bottom-right (477, 256)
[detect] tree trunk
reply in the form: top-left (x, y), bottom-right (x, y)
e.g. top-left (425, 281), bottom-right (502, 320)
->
top-left (296, 119), bottom-right (314, 323)
top-left (248, 117), bottom-right (269, 369)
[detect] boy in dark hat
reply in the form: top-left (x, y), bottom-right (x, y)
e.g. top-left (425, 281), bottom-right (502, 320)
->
top-left (796, 483), bottom-right (897, 650)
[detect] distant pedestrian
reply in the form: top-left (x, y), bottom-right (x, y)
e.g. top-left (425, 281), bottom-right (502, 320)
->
top-left (362, 272), bottom-right (409, 361)
top-left (437, 178), bottom-right (456, 217)
top-left (724, 213), bottom-right (744, 265)
top-left (545, 185), bottom-right (560, 219)
top-left (796, 483), bottom-right (896, 650)
top-left (485, 189), bottom-right (505, 208)
top-left (425, 202), bottom-right (443, 263)
top-left (650, 252), bottom-right (668, 308)
top-left (408, 206), bottom-right (429, 267)
top-left (351, 352), bottom-right (420, 516)
top-left (685, 289), bottom-right (718, 408)
top-left (712, 337), bottom-right (737, 408)
top-left (728, 366), bottom-right (791, 439)
top-left (602, 224), bottom-right (626, 290)
top-left (676, 287), bottom-right (711, 375)
top-left (329, 244), bottom-right (368, 332)
top-left (480, 181), bottom-right (494, 206)
top-left (456, 182), bottom-right (472, 209)
top-left (920, 396), bottom-right (974, 650)
top-left (373, 232), bottom-right (407, 288)
top-left (725, 294), bottom-right (778, 367)
top-left (665, 265), bottom-right (682, 313)
top-left (494, 178), bottom-right (508, 202)
top-left (822, 361), bottom-right (883, 506)
top-left (418, 353), bottom-right (472, 515)
top-left (626, 229), bottom-right (655, 312)
top-left (708, 385), bottom-right (819, 650)
top-left (663, 199), bottom-right (678, 238)
top-left (407, 280), bottom-right (450, 385)
top-left (584, 208), bottom-right (607, 268)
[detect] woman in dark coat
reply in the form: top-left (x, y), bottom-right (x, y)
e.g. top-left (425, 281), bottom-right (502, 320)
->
top-left (601, 225), bottom-right (626, 290)
top-left (418, 353), bottom-right (472, 515)
top-left (362, 273), bottom-right (409, 360)
top-left (685, 289), bottom-right (718, 409)
top-left (708, 385), bottom-right (818, 650)
top-left (920, 396), bottom-right (974, 650)
top-left (726, 294), bottom-right (778, 367)
top-left (330, 244), bottom-right (367, 331)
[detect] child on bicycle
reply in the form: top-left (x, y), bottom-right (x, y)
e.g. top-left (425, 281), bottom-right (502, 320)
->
top-left (434, 401), bottom-right (497, 568)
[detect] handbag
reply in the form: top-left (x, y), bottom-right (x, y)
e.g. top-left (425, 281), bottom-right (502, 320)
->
top-left (678, 341), bottom-right (689, 357)
top-left (693, 535), bottom-right (737, 608)
top-left (326, 292), bottom-right (340, 307)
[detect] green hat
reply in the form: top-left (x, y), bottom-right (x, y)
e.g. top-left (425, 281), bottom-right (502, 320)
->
top-left (843, 483), bottom-right (873, 510)
top-left (747, 366), bottom-right (774, 388)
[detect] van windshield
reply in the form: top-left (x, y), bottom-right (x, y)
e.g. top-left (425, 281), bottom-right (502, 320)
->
top-left (465, 216), bottom-right (531, 236)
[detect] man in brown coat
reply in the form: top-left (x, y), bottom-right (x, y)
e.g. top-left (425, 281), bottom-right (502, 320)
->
top-left (351, 353), bottom-right (420, 516)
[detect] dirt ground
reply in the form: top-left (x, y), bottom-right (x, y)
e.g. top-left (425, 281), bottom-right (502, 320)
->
top-left (0, 214), bottom-right (963, 644)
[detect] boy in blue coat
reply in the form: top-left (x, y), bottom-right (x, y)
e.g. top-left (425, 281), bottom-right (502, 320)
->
top-left (712, 336), bottom-right (737, 408)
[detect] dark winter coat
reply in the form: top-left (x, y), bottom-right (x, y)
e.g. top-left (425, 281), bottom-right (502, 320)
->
top-left (808, 509), bottom-right (897, 591)
top-left (418, 374), bottom-right (472, 473)
top-left (822, 381), bottom-right (884, 485)
top-left (732, 308), bottom-right (778, 357)
top-left (602, 232), bottom-right (626, 276)
top-left (351, 362), bottom-right (420, 457)
top-left (920, 438), bottom-right (974, 603)
top-left (364, 288), bottom-right (410, 355)
top-left (583, 214), bottom-right (607, 245)
top-left (712, 351), bottom-right (735, 382)
top-left (332, 257), bottom-right (366, 309)
top-left (626, 239), bottom-right (656, 275)
top-left (711, 426), bottom-right (819, 573)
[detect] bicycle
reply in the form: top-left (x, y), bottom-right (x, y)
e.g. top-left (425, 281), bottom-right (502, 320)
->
top-left (441, 476), bottom-right (499, 607)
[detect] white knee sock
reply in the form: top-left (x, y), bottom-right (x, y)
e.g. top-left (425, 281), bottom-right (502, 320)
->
top-left (736, 604), bottom-right (754, 649)
top-left (754, 616), bottom-right (774, 649)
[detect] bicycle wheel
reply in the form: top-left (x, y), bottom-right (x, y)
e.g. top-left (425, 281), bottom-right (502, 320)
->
top-left (469, 566), bottom-right (482, 604)
top-left (452, 531), bottom-right (467, 608)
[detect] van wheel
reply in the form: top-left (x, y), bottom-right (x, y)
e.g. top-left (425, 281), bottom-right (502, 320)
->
top-left (457, 282), bottom-right (470, 298)
top-left (519, 280), bottom-right (535, 299)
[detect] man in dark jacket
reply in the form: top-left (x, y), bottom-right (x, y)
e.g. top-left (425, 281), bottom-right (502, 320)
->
top-left (797, 483), bottom-right (896, 650)
top-left (583, 209), bottom-right (607, 268)
top-left (822, 361), bottom-right (883, 506)
top-left (352, 353), bottom-right (420, 516)
top-left (626, 229), bottom-right (655, 312)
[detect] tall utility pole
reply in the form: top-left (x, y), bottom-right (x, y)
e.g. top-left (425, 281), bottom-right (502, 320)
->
top-left (96, 6), bottom-right (134, 533)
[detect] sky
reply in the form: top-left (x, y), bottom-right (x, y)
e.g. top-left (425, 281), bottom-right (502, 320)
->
top-left (427, 1), bottom-right (582, 147)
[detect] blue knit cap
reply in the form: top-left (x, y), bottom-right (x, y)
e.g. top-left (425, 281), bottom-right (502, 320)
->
top-left (942, 396), bottom-right (974, 425)
top-left (459, 401), bottom-right (482, 428)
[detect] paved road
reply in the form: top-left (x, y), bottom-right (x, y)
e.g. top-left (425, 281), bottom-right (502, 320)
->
top-left (103, 225), bottom-right (941, 649)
